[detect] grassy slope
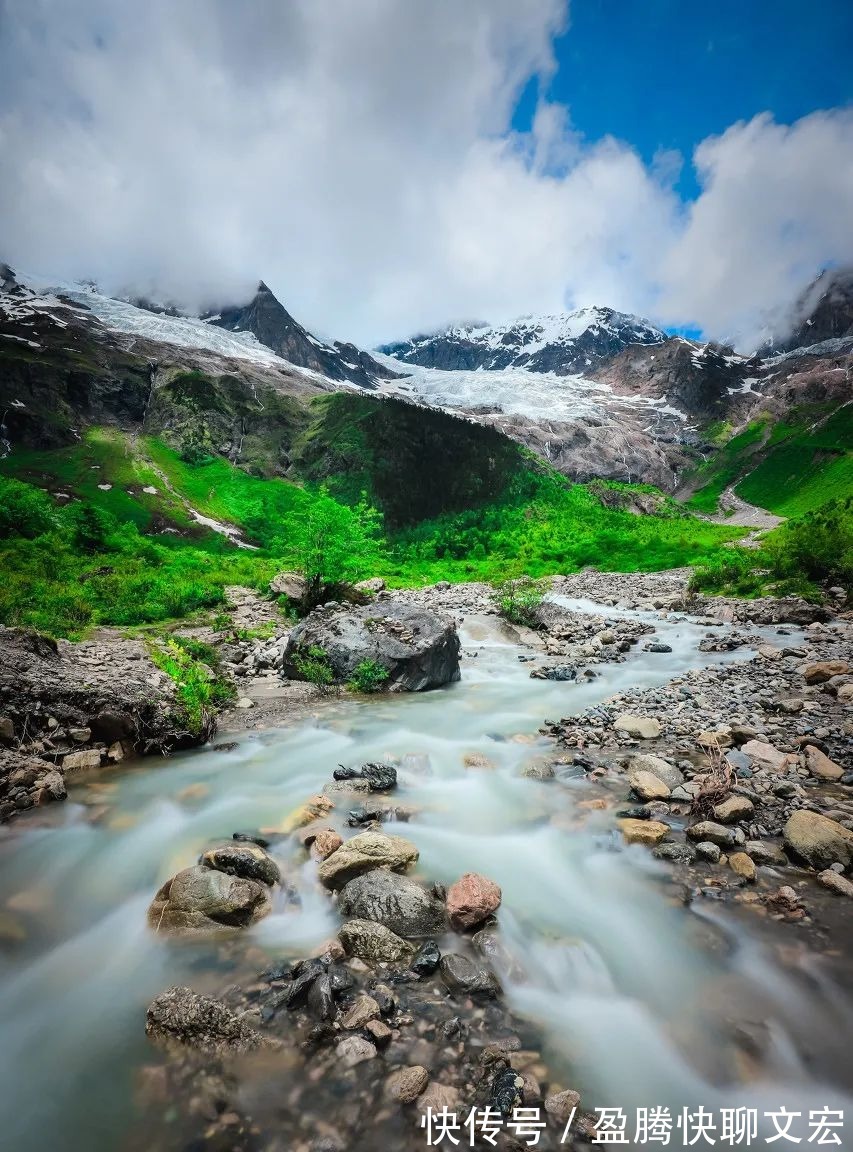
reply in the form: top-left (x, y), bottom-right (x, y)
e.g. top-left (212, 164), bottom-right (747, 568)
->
top-left (0, 425), bottom-right (745, 636)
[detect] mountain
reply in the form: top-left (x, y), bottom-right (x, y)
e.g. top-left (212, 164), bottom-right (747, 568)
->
top-left (208, 280), bottom-right (399, 389)
top-left (379, 306), bottom-right (667, 375)
top-left (769, 266), bottom-right (853, 354)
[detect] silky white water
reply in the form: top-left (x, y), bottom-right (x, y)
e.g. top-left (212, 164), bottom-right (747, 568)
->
top-left (0, 605), bottom-right (850, 1151)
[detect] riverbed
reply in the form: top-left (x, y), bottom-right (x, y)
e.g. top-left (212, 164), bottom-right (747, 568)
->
top-left (1, 602), bottom-right (851, 1151)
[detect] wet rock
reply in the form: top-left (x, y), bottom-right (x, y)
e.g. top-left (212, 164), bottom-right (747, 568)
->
top-left (439, 953), bottom-right (501, 999)
top-left (729, 852), bottom-right (757, 882)
top-left (286, 958), bottom-right (327, 1008)
top-left (471, 929), bottom-right (524, 980)
top-left (334, 762), bottom-right (398, 792)
top-left (199, 843), bottom-right (280, 886)
top-left (783, 811), bottom-right (853, 871)
top-left (645, 642), bottom-right (672, 653)
top-left (311, 829), bottom-right (344, 860)
top-left (317, 830), bottom-right (419, 889)
top-left (146, 986), bottom-right (273, 1054)
top-left (712, 795), bottom-right (755, 824)
top-left (338, 871), bottom-right (446, 938)
top-left (338, 919), bottom-right (415, 965)
top-left (147, 865), bottom-right (272, 934)
top-left (386, 1065), bottom-right (430, 1103)
top-left (491, 1066), bottom-right (525, 1117)
top-left (695, 841), bottom-right (721, 863)
top-left (803, 745), bottom-right (845, 782)
top-left (653, 842), bottom-right (697, 864)
top-left (521, 760), bottom-right (556, 780)
top-left (818, 869), bottom-right (853, 898)
top-left (283, 601), bottom-right (461, 691)
top-left (530, 665), bottom-right (576, 682)
top-left (411, 940), bottom-right (441, 976)
top-left (804, 660), bottom-right (850, 685)
top-left (629, 753), bottom-right (683, 790)
top-left (687, 822), bottom-right (743, 849)
top-left (340, 994), bottom-right (380, 1029)
top-left (614, 714), bottom-right (661, 739)
top-left (336, 1035), bottom-right (377, 1068)
top-left (618, 818), bottom-right (669, 846)
top-left (545, 1089), bottom-right (581, 1123)
top-left (744, 840), bottom-right (788, 866)
top-left (628, 768), bottom-right (671, 801)
top-left (446, 872), bottom-right (502, 931)
top-left (62, 748), bottom-right (102, 772)
top-left (307, 974), bottom-right (336, 1021)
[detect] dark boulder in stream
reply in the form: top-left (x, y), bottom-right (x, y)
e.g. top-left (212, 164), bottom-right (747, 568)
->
top-left (282, 601), bottom-right (461, 691)
top-left (148, 864), bottom-right (273, 934)
top-left (338, 870), bottom-right (447, 938)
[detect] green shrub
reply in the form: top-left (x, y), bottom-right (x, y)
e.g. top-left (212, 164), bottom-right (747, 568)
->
top-left (493, 575), bottom-right (547, 627)
top-left (0, 476), bottom-right (56, 538)
top-left (148, 637), bottom-right (234, 737)
top-left (346, 659), bottom-right (390, 693)
top-left (291, 644), bottom-right (337, 692)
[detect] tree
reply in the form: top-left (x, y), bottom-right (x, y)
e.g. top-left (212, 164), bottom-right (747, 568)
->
top-left (295, 490), bottom-right (383, 608)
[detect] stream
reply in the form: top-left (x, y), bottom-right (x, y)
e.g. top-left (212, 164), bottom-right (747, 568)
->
top-left (1, 601), bottom-right (851, 1150)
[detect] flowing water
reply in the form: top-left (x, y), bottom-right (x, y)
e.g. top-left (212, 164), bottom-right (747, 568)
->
top-left (1, 601), bottom-right (851, 1150)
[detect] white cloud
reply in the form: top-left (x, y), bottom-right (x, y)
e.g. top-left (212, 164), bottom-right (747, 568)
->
top-left (0, 0), bottom-right (851, 350)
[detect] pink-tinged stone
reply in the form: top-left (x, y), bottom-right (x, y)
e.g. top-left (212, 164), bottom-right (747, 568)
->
top-left (446, 872), bottom-right (501, 931)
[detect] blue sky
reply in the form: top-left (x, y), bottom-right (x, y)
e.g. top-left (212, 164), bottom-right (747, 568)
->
top-left (513, 0), bottom-right (853, 200)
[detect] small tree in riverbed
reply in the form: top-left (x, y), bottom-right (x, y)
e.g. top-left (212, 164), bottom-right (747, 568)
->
top-left (295, 490), bottom-right (383, 610)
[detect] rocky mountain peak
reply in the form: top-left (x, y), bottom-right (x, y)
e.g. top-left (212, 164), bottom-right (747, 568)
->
top-left (769, 266), bottom-right (853, 354)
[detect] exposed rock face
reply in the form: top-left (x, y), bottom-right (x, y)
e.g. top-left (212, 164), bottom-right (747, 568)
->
top-left (783, 811), bottom-right (853, 871)
top-left (338, 871), bottom-right (446, 938)
top-left (211, 280), bottom-right (398, 389)
top-left (283, 601), bottom-right (461, 692)
top-left (146, 985), bottom-right (273, 1054)
top-left (148, 865), bottom-right (273, 934)
top-left (317, 830), bottom-right (420, 889)
top-left (768, 266), bottom-right (853, 353)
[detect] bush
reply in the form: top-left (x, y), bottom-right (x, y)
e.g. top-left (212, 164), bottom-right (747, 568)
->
top-left (493, 575), bottom-right (547, 627)
top-left (291, 644), bottom-right (337, 693)
top-left (148, 637), bottom-right (234, 737)
top-left (0, 477), bottom-right (56, 538)
top-left (346, 659), bottom-right (390, 693)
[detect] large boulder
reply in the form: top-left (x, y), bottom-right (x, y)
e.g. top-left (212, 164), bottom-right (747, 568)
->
top-left (629, 753), bottom-right (683, 790)
top-left (338, 918), bottom-right (415, 965)
top-left (146, 985), bottom-right (274, 1054)
top-left (338, 871), bottom-right (446, 938)
top-left (282, 601), bottom-right (460, 691)
top-left (147, 865), bottom-right (272, 934)
top-left (317, 830), bottom-right (419, 889)
top-left (783, 811), bottom-right (853, 871)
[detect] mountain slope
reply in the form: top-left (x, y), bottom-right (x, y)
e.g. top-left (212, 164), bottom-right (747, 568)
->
top-left (769, 266), bottom-right (853, 354)
top-left (380, 307), bottom-right (667, 375)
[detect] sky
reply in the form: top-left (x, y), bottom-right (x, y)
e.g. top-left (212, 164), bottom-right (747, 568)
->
top-left (0, 0), bottom-right (851, 351)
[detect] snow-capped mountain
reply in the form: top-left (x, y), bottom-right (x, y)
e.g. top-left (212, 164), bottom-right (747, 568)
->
top-left (379, 306), bottom-right (667, 375)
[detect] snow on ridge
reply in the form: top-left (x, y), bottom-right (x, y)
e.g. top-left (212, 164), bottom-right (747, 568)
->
top-left (433, 306), bottom-right (666, 357)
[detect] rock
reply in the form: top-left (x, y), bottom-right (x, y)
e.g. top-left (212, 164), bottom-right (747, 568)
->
top-left (235, 697), bottom-right (255, 709)
top-left (618, 818), bottom-right (669, 846)
top-left (339, 994), bottom-right (380, 1029)
top-left (69, 726), bottom-right (91, 742)
top-left (696, 729), bottom-right (732, 749)
top-left (530, 664), bottom-right (576, 682)
top-left (818, 869), bottom-right (853, 898)
top-left (614, 714), bottom-right (661, 739)
top-left (804, 660), bottom-right (850, 685)
top-left (269, 571), bottom-right (306, 600)
top-left (744, 840), bottom-right (788, 866)
top-left (147, 865), bottom-right (272, 934)
top-left (386, 1065), bottom-right (429, 1104)
top-left (279, 794), bottom-right (334, 832)
top-left (838, 683), bottom-right (853, 702)
top-left (783, 811), bottom-right (853, 871)
top-left (307, 973), bottom-right (335, 1021)
top-left (199, 843), bottom-right (280, 886)
top-left (629, 753), bottom-right (683, 790)
top-left (317, 830), bottom-right (419, 889)
top-left (521, 760), bottom-right (556, 780)
top-left (712, 795), bottom-right (755, 824)
top-left (338, 919), bottom-right (415, 965)
top-left (686, 822), bottom-right (743, 848)
top-left (333, 762), bottom-right (398, 791)
top-left (741, 740), bottom-right (794, 772)
top-left (803, 745), bottom-right (845, 782)
top-left (145, 986), bottom-right (273, 1054)
top-left (311, 829), bottom-right (344, 860)
top-left (338, 871), bottom-right (446, 938)
top-left (695, 841), bottom-right (721, 863)
top-left (417, 1082), bottom-right (461, 1116)
top-left (62, 748), bottom-right (102, 772)
top-left (0, 717), bottom-right (14, 741)
top-left (446, 872), bottom-right (502, 931)
top-left (645, 642), bottom-right (672, 653)
top-left (439, 953), bottom-right (501, 999)
top-left (628, 768), bottom-right (671, 801)
top-left (729, 852), bottom-right (757, 882)
top-left (355, 577), bottom-right (386, 594)
top-left (463, 752), bottom-right (496, 770)
top-left (336, 1035), bottom-right (377, 1067)
top-left (653, 842), bottom-right (697, 864)
top-left (283, 601), bottom-right (461, 691)
top-left (411, 940), bottom-right (441, 976)
top-left (491, 1066), bottom-right (525, 1117)
top-left (545, 1089), bottom-right (581, 1123)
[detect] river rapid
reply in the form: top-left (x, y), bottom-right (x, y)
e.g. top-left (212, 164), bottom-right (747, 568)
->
top-left (1, 600), bottom-right (851, 1151)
